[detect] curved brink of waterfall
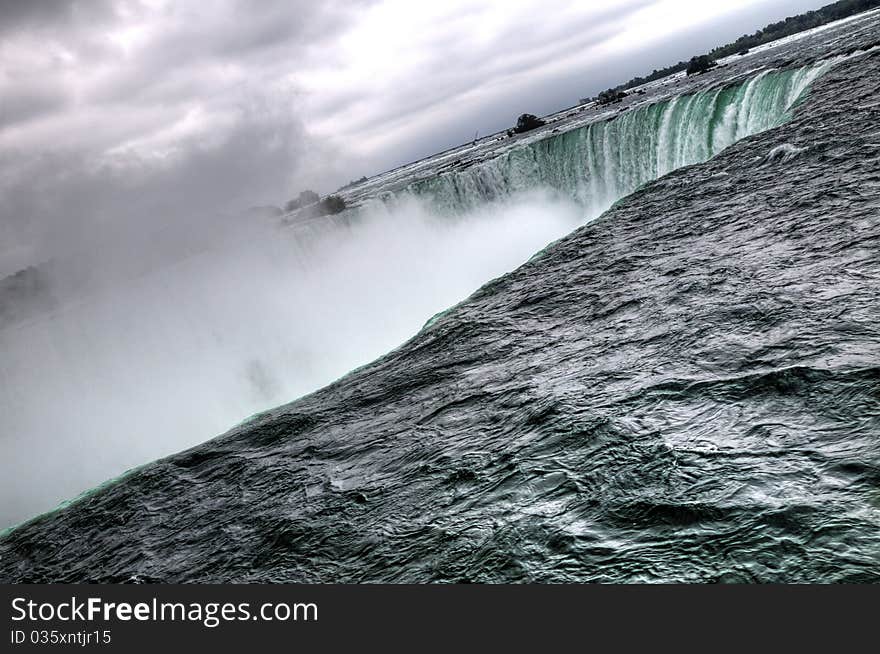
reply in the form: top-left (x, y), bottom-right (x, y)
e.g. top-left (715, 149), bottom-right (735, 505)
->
top-left (395, 63), bottom-right (830, 218)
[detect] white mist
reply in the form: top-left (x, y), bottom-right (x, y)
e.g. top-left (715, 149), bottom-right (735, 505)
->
top-left (0, 191), bottom-right (582, 527)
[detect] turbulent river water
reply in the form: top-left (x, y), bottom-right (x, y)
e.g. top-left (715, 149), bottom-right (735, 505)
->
top-left (2, 12), bottom-right (880, 582)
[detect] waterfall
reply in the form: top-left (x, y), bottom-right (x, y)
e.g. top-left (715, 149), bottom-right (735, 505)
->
top-left (398, 63), bottom-right (829, 217)
top-left (0, 61), bottom-right (834, 530)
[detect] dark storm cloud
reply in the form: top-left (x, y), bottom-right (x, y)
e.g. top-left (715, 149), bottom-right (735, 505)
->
top-left (0, 0), bottom-right (119, 36)
top-left (0, 0), bottom-right (374, 274)
top-left (0, 79), bottom-right (68, 129)
top-left (2, 94), bottom-right (306, 260)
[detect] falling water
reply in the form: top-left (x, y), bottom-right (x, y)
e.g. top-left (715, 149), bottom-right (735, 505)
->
top-left (399, 63), bottom-right (829, 217)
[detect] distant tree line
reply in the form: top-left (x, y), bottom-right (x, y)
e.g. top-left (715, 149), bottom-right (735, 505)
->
top-left (585, 52), bottom-right (714, 106)
top-left (708, 0), bottom-right (880, 59)
top-left (611, 0), bottom-right (880, 93)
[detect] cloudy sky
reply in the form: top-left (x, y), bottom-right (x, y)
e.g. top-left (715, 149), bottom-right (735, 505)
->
top-left (0, 0), bottom-right (824, 274)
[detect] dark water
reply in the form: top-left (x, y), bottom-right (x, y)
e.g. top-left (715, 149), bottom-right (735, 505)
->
top-left (2, 19), bottom-right (880, 583)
